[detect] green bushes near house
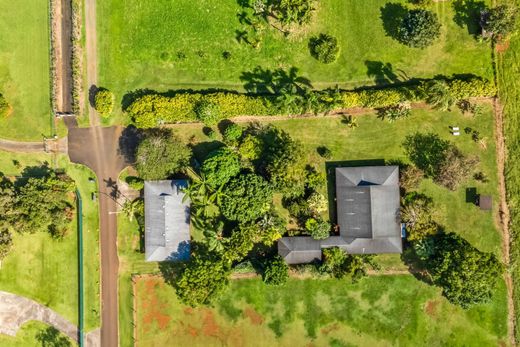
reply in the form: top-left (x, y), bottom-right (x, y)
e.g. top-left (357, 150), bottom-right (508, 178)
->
top-left (126, 76), bottom-right (495, 128)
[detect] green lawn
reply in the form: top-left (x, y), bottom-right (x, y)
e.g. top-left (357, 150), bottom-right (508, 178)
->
top-left (98, 0), bottom-right (492, 118)
top-left (0, 151), bottom-right (100, 331)
top-left (0, 0), bottom-right (53, 140)
top-left (134, 275), bottom-right (508, 346)
top-left (0, 321), bottom-right (76, 347)
top-left (497, 0), bottom-right (520, 340)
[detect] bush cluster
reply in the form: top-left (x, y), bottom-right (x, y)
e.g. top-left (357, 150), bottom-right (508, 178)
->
top-left (126, 77), bottom-right (495, 128)
top-left (309, 34), bottom-right (340, 64)
top-left (94, 89), bottom-right (114, 116)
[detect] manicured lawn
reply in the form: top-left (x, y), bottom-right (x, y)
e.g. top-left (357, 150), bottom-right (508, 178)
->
top-left (0, 151), bottom-right (100, 331)
top-left (170, 104), bottom-right (502, 257)
top-left (0, 0), bottom-right (53, 140)
top-left (98, 0), bottom-right (492, 117)
top-left (134, 275), bottom-right (508, 346)
top-left (497, 0), bottom-right (520, 339)
top-left (0, 321), bottom-right (76, 347)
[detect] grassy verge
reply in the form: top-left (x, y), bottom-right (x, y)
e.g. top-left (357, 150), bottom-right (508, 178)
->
top-left (98, 0), bottom-right (492, 118)
top-left (496, 0), bottom-right (520, 340)
top-left (0, 0), bottom-right (53, 140)
top-left (0, 151), bottom-right (100, 331)
top-left (134, 275), bottom-right (507, 346)
top-left (0, 321), bottom-right (77, 347)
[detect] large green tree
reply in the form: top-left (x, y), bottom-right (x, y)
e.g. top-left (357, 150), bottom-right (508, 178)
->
top-left (428, 233), bottom-right (503, 308)
top-left (481, 5), bottom-right (518, 40)
top-left (201, 148), bottom-right (241, 187)
top-left (397, 9), bottom-right (441, 48)
top-left (135, 132), bottom-right (191, 180)
top-left (262, 255), bottom-right (289, 285)
top-left (220, 174), bottom-right (273, 222)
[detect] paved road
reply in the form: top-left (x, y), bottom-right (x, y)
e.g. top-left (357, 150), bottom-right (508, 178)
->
top-left (68, 125), bottom-right (137, 347)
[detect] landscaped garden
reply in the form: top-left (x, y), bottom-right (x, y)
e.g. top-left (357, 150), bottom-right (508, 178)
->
top-left (0, 0), bottom-right (53, 140)
top-left (0, 151), bottom-right (100, 335)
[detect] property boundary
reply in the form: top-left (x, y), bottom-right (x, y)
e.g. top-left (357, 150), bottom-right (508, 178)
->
top-left (76, 189), bottom-right (84, 347)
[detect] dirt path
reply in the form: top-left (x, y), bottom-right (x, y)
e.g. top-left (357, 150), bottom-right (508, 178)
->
top-left (0, 139), bottom-right (45, 152)
top-left (85, 0), bottom-right (99, 127)
top-left (493, 97), bottom-right (515, 345)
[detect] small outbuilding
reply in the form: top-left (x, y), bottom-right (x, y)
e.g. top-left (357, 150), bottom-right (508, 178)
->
top-left (144, 180), bottom-right (191, 262)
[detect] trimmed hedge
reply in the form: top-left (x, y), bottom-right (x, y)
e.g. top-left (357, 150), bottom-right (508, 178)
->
top-left (126, 77), bottom-right (496, 128)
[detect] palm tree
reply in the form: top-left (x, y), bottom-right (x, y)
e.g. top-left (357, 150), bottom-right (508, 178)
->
top-left (182, 167), bottom-right (226, 218)
top-left (122, 199), bottom-right (141, 222)
top-left (423, 80), bottom-right (456, 111)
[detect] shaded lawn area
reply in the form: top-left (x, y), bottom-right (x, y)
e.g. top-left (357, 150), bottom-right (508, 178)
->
top-left (170, 104), bottom-right (501, 257)
top-left (0, 321), bottom-right (77, 347)
top-left (98, 0), bottom-right (492, 118)
top-left (134, 276), bottom-right (507, 346)
top-left (0, 0), bottom-right (53, 140)
top-left (0, 151), bottom-right (100, 331)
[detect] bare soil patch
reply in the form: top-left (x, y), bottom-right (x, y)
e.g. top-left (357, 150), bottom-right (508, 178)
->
top-left (243, 307), bottom-right (264, 325)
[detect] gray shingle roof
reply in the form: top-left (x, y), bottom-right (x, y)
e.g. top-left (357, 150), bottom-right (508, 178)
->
top-left (278, 166), bottom-right (402, 264)
top-left (144, 180), bottom-right (191, 262)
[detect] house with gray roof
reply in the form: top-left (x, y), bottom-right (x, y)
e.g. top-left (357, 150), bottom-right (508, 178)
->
top-left (278, 166), bottom-right (402, 264)
top-left (144, 180), bottom-right (191, 262)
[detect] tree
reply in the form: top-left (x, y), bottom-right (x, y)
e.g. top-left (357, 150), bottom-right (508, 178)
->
top-left (15, 171), bottom-right (75, 238)
top-left (403, 133), bottom-right (450, 177)
top-left (194, 100), bottom-right (220, 125)
top-left (422, 80), bottom-right (456, 111)
top-left (239, 134), bottom-right (264, 161)
top-left (135, 132), bottom-right (191, 180)
top-left (94, 88), bottom-right (114, 116)
top-left (262, 255), bottom-right (289, 285)
top-left (122, 198), bottom-right (143, 222)
top-left (401, 193), bottom-right (439, 241)
top-left (201, 148), bottom-right (241, 187)
top-left (0, 229), bottom-right (12, 261)
top-left (320, 248), bottom-right (375, 282)
top-left (435, 146), bottom-right (479, 190)
top-left (397, 9), bottom-right (441, 48)
top-left (309, 34), bottom-right (340, 64)
top-left (183, 168), bottom-right (223, 219)
top-left (222, 227), bottom-right (255, 264)
top-left (0, 177), bottom-right (15, 229)
top-left (305, 217), bottom-right (331, 240)
top-left (174, 253), bottom-right (231, 307)
top-left (307, 192), bottom-right (328, 215)
top-left (481, 5), bottom-right (518, 40)
top-left (220, 174), bottom-right (273, 223)
top-left (400, 165), bottom-right (424, 191)
top-left (428, 233), bottom-right (503, 308)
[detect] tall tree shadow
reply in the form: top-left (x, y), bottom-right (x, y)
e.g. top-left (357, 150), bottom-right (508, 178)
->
top-left (365, 61), bottom-right (409, 85)
top-left (380, 3), bottom-right (408, 41)
top-left (35, 326), bottom-right (72, 347)
top-left (240, 66), bottom-right (313, 94)
top-left (452, 0), bottom-right (487, 37)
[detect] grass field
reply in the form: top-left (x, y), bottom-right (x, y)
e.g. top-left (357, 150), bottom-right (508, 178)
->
top-left (0, 0), bottom-right (53, 140)
top-left (98, 0), bottom-right (492, 116)
top-left (0, 321), bottom-right (76, 347)
top-left (134, 275), bottom-right (507, 346)
top-left (497, 0), bottom-right (520, 340)
top-left (0, 151), bottom-right (100, 332)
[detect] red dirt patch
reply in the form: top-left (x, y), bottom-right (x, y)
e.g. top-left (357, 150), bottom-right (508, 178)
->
top-left (321, 323), bottom-right (339, 335)
top-left (202, 309), bottom-right (221, 337)
top-left (140, 278), bottom-right (171, 332)
top-left (243, 307), bottom-right (264, 325)
top-left (186, 324), bottom-right (199, 337)
top-left (183, 307), bottom-right (194, 315)
top-left (424, 300), bottom-right (439, 317)
top-left (496, 40), bottom-right (510, 53)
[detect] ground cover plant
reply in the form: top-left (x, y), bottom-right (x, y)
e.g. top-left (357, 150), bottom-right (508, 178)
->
top-left (134, 275), bottom-right (507, 346)
top-left (98, 0), bottom-right (493, 119)
top-left (0, 0), bottom-right (53, 140)
top-left (0, 151), bottom-right (100, 331)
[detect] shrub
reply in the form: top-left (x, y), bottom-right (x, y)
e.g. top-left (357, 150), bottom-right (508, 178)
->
top-left (397, 9), bottom-right (441, 48)
top-left (309, 34), bottom-right (340, 64)
top-left (0, 95), bottom-right (10, 118)
top-left (401, 193), bottom-right (439, 242)
top-left (239, 134), bottom-right (264, 161)
top-left (262, 255), bottom-right (289, 285)
top-left (305, 218), bottom-right (331, 240)
top-left (307, 192), bottom-right (328, 214)
top-left (194, 100), bottom-right (220, 125)
top-left (222, 123), bottom-right (243, 144)
top-left (435, 146), bottom-right (479, 190)
top-left (125, 176), bottom-right (144, 190)
top-left (400, 165), bottom-right (424, 191)
top-left (0, 229), bottom-right (12, 260)
top-left (378, 102), bottom-right (411, 122)
top-left (94, 88), bottom-right (114, 116)
top-left (481, 5), bottom-right (518, 40)
top-left (317, 146), bottom-right (332, 159)
top-left (422, 80), bottom-right (456, 111)
top-left (201, 148), bottom-right (241, 187)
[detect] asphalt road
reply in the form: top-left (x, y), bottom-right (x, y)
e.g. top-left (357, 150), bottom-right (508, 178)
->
top-left (68, 126), bottom-right (133, 347)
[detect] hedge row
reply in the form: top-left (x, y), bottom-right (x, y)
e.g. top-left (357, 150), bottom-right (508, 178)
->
top-left (127, 77), bottom-right (496, 128)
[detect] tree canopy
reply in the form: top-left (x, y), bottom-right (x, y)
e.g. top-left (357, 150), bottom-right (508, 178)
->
top-left (309, 34), bottom-right (340, 64)
top-left (481, 5), bottom-right (518, 40)
top-left (262, 255), bottom-right (289, 285)
top-left (397, 9), bottom-right (441, 48)
top-left (201, 148), bottom-right (241, 187)
top-left (135, 132), bottom-right (192, 180)
top-left (94, 88), bottom-right (114, 116)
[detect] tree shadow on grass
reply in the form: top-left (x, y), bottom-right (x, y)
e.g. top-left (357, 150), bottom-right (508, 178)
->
top-left (452, 0), bottom-right (487, 38)
top-left (35, 326), bottom-right (72, 347)
top-left (240, 66), bottom-right (312, 94)
top-left (365, 61), bottom-right (409, 85)
top-left (380, 3), bottom-right (408, 41)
